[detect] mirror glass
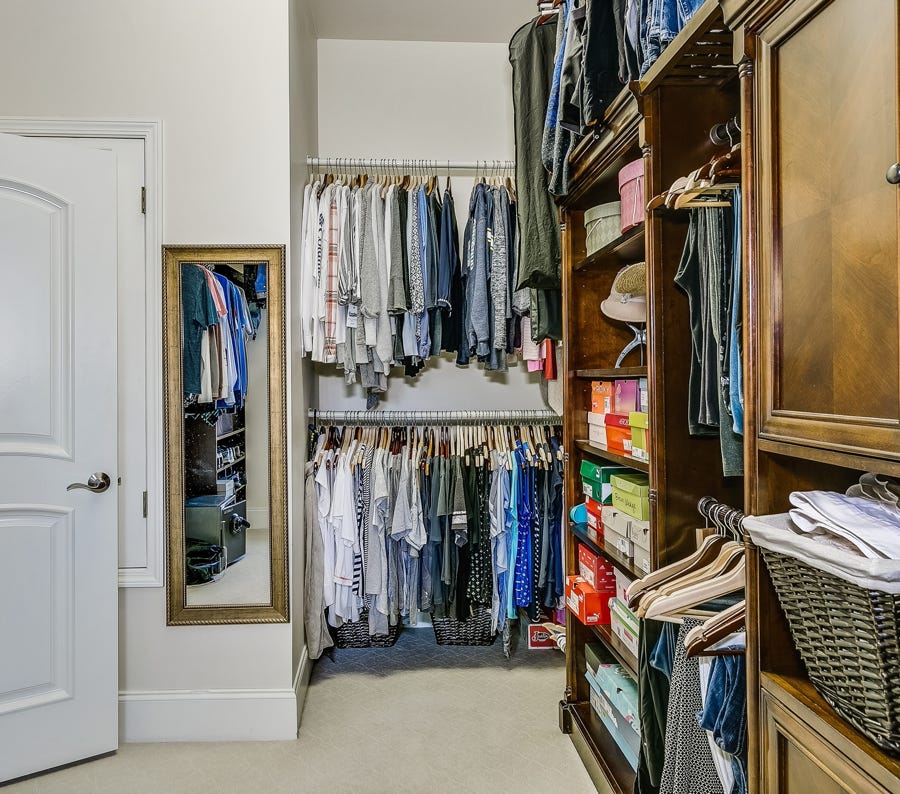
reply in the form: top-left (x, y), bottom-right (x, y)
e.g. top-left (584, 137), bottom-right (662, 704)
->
top-left (164, 246), bottom-right (288, 625)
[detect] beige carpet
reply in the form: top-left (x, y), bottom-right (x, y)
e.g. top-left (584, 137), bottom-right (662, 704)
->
top-left (6, 628), bottom-right (595, 793)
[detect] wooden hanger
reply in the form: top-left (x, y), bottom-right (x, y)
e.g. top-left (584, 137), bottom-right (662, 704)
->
top-left (636, 543), bottom-right (744, 617)
top-left (626, 534), bottom-right (727, 607)
top-left (684, 600), bottom-right (746, 658)
top-left (643, 557), bottom-right (745, 621)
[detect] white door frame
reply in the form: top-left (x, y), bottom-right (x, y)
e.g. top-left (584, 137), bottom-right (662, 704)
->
top-left (0, 118), bottom-right (164, 588)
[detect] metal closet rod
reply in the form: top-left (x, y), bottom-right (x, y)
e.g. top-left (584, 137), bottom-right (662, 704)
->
top-left (308, 409), bottom-right (561, 427)
top-left (305, 156), bottom-right (515, 174)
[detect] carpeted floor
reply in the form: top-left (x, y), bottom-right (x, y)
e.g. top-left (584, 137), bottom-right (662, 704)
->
top-left (5, 628), bottom-right (594, 793)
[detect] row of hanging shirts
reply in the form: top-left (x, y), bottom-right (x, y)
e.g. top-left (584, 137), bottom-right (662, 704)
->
top-left (181, 263), bottom-right (262, 408)
top-left (298, 165), bottom-right (548, 404)
top-left (303, 421), bottom-right (566, 660)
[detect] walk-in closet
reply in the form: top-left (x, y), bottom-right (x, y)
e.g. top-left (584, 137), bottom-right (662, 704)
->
top-left (1, 0), bottom-right (899, 792)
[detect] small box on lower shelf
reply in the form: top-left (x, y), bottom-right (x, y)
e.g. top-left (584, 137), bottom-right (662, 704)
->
top-left (566, 575), bottom-right (614, 625)
top-left (586, 666), bottom-right (640, 769)
top-left (578, 543), bottom-right (616, 591)
top-left (609, 597), bottom-right (640, 658)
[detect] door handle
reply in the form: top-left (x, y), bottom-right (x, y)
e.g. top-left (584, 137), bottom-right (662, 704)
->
top-left (887, 163), bottom-right (900, 184)
top-left (67, 472), bottom-right (112, 494)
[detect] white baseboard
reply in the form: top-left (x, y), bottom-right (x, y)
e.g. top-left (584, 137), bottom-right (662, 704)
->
top-left (246, 507), bottom-right (269, 530)
top-left (293, 646), bottom-right (312, 734)
top-left (119, 687), bottom-right (297, 743)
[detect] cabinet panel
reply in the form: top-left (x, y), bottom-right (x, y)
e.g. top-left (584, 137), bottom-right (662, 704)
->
top-left (756, 0), bottom-right (900, 458)
top-left (761, 681), bottom-right (897, 794)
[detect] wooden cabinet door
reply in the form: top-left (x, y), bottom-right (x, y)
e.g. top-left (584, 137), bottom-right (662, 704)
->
top-left (761, 685), bottom-right (896, 793)
top-left (755, 0), bottom-right (900, 460)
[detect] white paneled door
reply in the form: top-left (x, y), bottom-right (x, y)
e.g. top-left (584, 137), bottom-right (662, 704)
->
top-left (0, 133), bottom-right (118, 781)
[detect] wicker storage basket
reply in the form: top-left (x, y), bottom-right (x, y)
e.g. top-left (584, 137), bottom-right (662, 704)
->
top-left (334, 608), bottom-right (402, 649)
top-left (432, 606), bottom-right (496, 646)
top-left (746, 517), bottom-right (900, 754)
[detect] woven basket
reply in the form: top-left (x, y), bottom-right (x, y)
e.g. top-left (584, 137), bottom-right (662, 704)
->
top-left (432, 606), bottom-right (496, 646)
top-left (334, 608), bottom-right (402, 649)
top-left (761, 549), bottom-right (900, 753)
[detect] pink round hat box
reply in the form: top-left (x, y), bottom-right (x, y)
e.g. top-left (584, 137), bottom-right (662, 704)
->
top-left (618, 158), bottom-right (645, 233)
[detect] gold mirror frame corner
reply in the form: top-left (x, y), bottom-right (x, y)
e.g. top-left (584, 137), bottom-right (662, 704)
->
top-left (162, 244), bottom-right (289, 626)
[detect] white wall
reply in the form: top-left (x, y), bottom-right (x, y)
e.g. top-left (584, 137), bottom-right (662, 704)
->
top-left (315, 39), bottom-right (548, 411)
top-left (289, 0), bottom-right (318, 713)
top-left (0, 0), bottom-right (296, 740)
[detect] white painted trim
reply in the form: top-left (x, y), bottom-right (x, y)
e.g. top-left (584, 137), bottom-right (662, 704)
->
top-left (118, 687), bottom-right (297, 743)
top-left (0, 118), bottom-right (165, 588)
top-left (247, 506), bottom-right (270, 530)
top-left (293, 646), bottom-right (312, 734)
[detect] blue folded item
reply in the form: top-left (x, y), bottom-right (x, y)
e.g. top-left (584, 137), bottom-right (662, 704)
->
top-left (570, 502), bottom-right (587, 523)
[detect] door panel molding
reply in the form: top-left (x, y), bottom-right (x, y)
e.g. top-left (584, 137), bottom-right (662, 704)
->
top-left (0, 505), bottom-right (75, 716)
top-left (0, 119), bottom-right (164, 588)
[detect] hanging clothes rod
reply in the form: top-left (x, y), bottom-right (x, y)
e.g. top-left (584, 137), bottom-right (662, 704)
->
top-left (697, 496), bottom-right (746, 541)
top-left (308, 409), bottom-right (561, 427)
top-left (305, 156), bottom-right (515, 175)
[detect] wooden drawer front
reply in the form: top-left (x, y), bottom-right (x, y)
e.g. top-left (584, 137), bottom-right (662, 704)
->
top-left (761, 687), bottom-right (895, 794)
top-left (754, 0), bottom-right (900, 459)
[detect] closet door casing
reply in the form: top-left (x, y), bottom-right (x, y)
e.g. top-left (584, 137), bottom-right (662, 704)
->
top-left (755, 0), bottom-right (900, 461)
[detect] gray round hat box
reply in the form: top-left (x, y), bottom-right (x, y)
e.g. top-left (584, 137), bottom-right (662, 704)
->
top-left (584, 201), bottom-right (622, 256)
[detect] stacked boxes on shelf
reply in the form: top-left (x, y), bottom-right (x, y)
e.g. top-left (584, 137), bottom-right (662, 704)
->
top-left (580, 461), bottom-right (630, 544)
top-left (585, 662), bottom-right (641, 769)
top-left (587, 377), bottom-right (649, 458)
top-left (566, 551), bottom-right (616, 626)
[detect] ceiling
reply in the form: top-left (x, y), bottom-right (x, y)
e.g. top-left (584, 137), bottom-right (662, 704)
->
top-left (306, 0), bottom-right (535, 44)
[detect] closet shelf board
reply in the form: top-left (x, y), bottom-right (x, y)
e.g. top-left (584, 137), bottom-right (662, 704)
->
top-left (217, 428), bottom-right (245, 441)
top-left (756, 437), bottom-right (900, 479)
top-left (573, 223), bottom-right (645, 271)
top-left (216, 455), bottom-right (245, 473)
top-left (569, 701), bottom-right (637, 794)
top-left (575, 366), bottom-right (647, 379)
top-left (569, 84), bottom-right (638, 167)
top-left (575, 439), bottom-right (650, 473)
top-left (639, 0), bottom-right (736, 94)
top-left (570, 522), bottom-right (645, 581)
top-left (590, 622), bottom-right (639, 681)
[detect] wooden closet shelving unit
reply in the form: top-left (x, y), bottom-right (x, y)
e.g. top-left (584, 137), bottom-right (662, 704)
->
top-left (722, 0), bottom-right (900, 789)
top-left (559, 0), bottom-right (900, 791)
top-left (559, 3), bottom-right (744, 790)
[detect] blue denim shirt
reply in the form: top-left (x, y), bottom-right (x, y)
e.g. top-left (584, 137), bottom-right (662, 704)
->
top-left (640, 0), bottom-right (706, 76)
top-left (698, 652), bottom-right (748, 794)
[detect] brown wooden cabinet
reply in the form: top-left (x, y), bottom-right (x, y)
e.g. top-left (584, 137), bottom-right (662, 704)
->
top-left (751, 0), bottom-right (900, 465)
top-left (723, 0), bottom-right (900, 790)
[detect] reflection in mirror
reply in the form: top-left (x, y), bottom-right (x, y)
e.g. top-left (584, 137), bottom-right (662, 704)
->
top-left (182, 262), bottom-right (269, 606)
top-left (164, 246), bottom-right (287, 625)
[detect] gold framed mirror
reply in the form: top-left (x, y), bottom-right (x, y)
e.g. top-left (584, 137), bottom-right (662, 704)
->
top-left (163, 245), bottom-right (288, 625)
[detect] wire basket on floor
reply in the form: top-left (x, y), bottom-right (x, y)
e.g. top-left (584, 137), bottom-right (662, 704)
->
top-left (432, 605), bottom-right (496, 646)
top-left (760, 548), bottom-right (900, 754)
top-left (333, 609), bottom-right (401, 649)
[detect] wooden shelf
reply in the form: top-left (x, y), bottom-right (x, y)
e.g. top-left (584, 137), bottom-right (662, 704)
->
top-left (757, 437), bottom-right (900, 479)
top-left (574, 223), bottom-right (644, 271)
top-left (591, 622), bottom-right (639, 681)
top-left (570, 522), bottom-right (645, 581)
top-left (217, 428), bottom-right (245, 441)
top-left (575, 439), bottom-right (650, 473)
top-left (217, 455), bottom-right (245, 473)
top-left (639, 0), bottom-right (736, 94)
top-left (568, 701), bottom-right (637, 794)
top-left (575, 366), bottom-right (647, 379)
